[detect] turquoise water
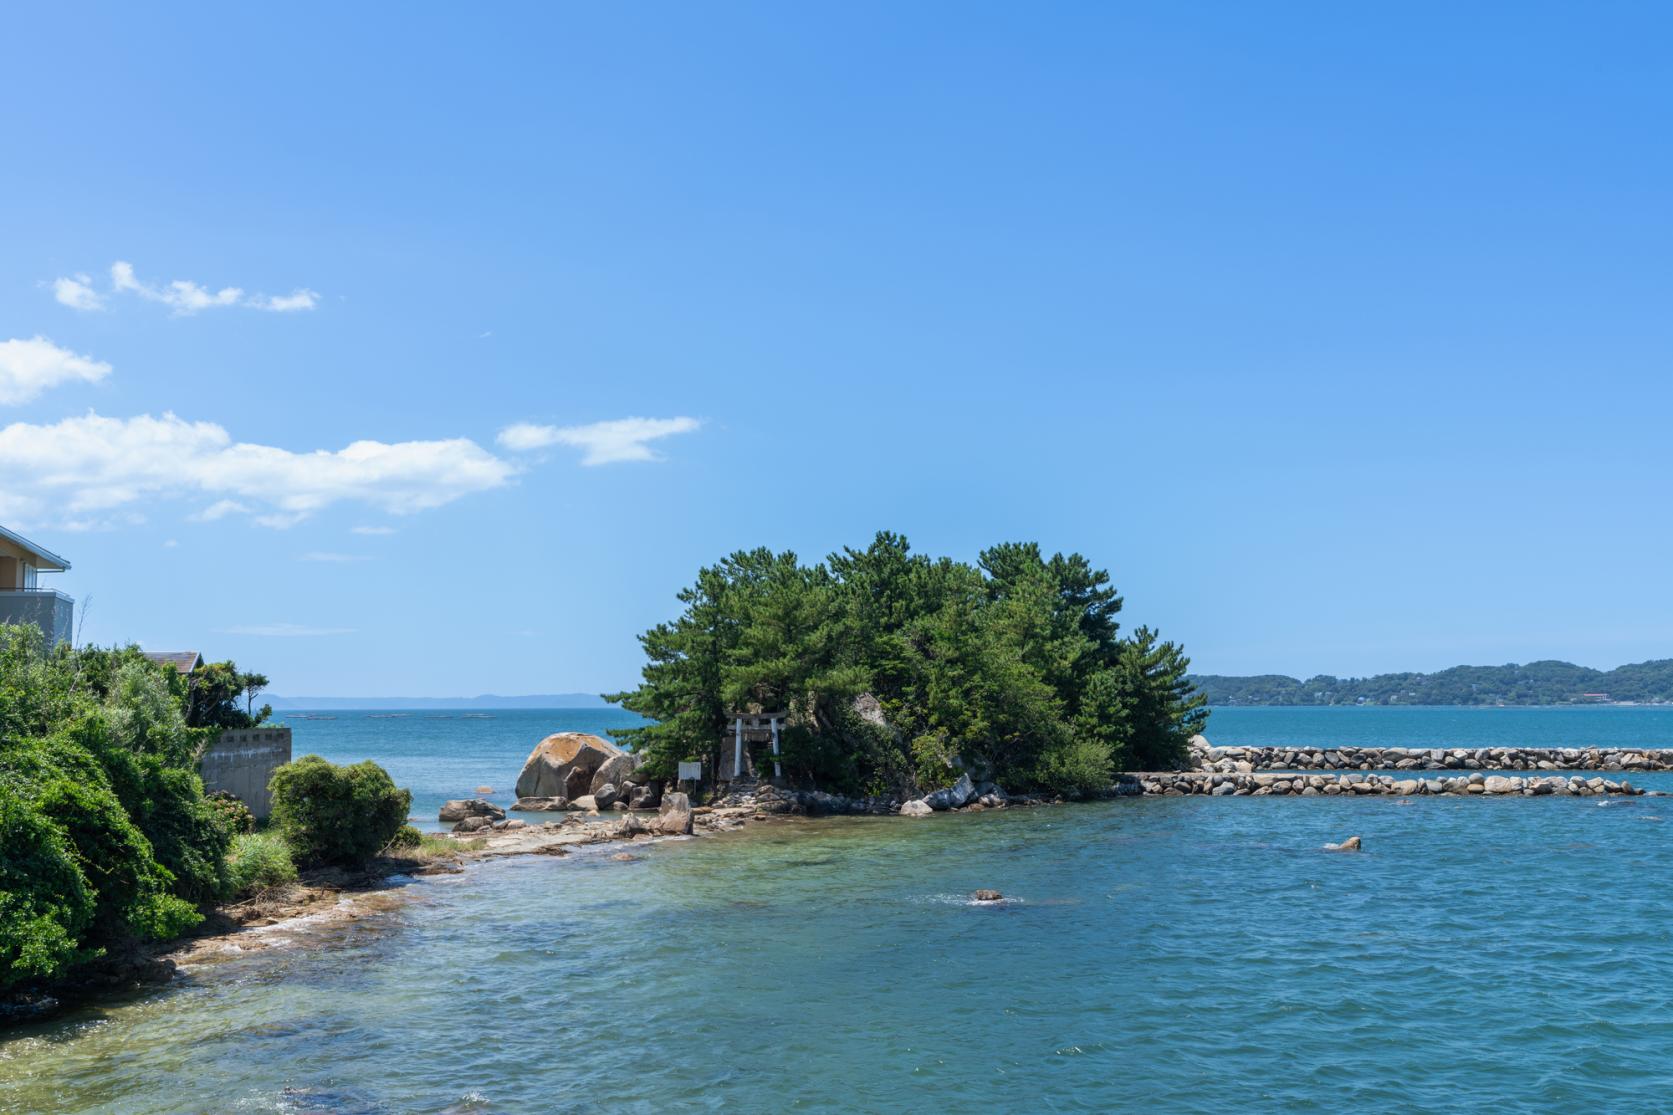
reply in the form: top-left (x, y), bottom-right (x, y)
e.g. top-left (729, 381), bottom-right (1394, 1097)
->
top-left (7, 706), bottom-right (1673, 1112)
top-left (279, 708), bottom-right (647, 828)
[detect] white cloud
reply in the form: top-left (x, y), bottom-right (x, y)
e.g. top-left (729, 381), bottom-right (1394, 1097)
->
top-left (191, 499), bottom-right (249, 522)
top-left (497, 416), bottom-right (700, 465)
top-left (112, 260), bottom-right (242, 313)
top-left (53, 274), bottom-right (105, 311)
top-left (224, 623), bottom-right (355, 637)
top-left (299, 551), bottom-right (369, 563)
top-left (248, 289), bottom-right (320, 313)
top-left (351, 525), bottom-right (395, 535)
top-left (50, 261), bottom-right (319, 316)
top-left (0, 336), bottom-right (113, 405)
top-left (0, 411), bottom-right (518, 528)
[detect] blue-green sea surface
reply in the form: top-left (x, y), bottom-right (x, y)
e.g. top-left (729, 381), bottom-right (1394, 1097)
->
top-left (6, 706), bottom-right (1673, 1113)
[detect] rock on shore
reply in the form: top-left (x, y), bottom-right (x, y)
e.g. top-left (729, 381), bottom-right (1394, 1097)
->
top-left (515, 733), bottom-right (642, 800)
top-left (439, 799), bottom-right (504, 822)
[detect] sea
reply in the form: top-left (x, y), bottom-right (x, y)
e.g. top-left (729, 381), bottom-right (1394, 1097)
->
top-left (6, 705), bottom-right (1673, 1113)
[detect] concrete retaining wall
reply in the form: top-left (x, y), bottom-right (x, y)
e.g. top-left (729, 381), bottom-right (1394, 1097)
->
top-left (200, 727), bottom-right (292, 820)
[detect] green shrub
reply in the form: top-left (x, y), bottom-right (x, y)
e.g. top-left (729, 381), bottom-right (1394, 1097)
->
top-left (0, 628), bottom-right (258, 988)
top-left (268, 756), bottom-right (412, 868)
top-left (387, 824), bottom-right (423, 849)
top-left (226, 832), bottom-right (298, 896)
top-left (206, 791), bottom-right (256, 836)
top-left (0, 782), bottom-right (95, 988)
top-left (1033, 736), bottom-right (1115, 799)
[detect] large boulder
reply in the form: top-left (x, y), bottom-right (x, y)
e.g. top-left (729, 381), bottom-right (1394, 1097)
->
top-left (590, 752), bottom-right (640, 795)
top-left (439, 799), bottom-right (504, 823)
top-left (627, 784), bottom-right (661, 810)
top-left (653, 791), bottom-right (693, 835)
top-left (899, 799), bottom-right (934, 817)
top-left (922, 773), bottom-right (975, 811)
top-left (593, 783), bottom-right (622, 810)
top-left (515, 733), bottom-right (624, 799)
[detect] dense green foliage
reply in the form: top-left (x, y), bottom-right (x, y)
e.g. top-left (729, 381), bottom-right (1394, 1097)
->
top-left (225, 832), bottom-right (298, 896)
top-left (609, 533), bottom-right (1207, 797)
top-left (0, 626), bottom-right (242, 989)
top-left (1193, 659), bottom-right (1673, 706)
top-left (268, 755), bottom-right (412, 867)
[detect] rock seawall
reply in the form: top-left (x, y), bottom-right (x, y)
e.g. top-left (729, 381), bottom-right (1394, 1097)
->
top-left (1120, 771), bottom-right (1644, 797)
top-left (1188, 739), bottom-right (1673, 773)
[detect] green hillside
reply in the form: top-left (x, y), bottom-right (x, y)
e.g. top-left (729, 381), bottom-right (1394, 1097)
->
top-left (1191, 659), bottom-right (1673, 706)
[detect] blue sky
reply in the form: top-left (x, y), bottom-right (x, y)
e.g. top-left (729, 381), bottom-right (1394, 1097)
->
top-left (3, 3), bottom-right (1671, 695)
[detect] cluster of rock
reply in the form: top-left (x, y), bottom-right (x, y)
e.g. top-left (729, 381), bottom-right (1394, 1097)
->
top-left (1187, 737), bottom-right (1673, 774)
top-left (703, 773), bottom-right (1013, 817)
top-left (899, 773), bottom-right (1010, 816)
top-left (437, 799), bottom-right (533, 833)
top-left (511, 732), bottom-right (660, 813)
top-left (1121, 771), bottom-right (1645, 797)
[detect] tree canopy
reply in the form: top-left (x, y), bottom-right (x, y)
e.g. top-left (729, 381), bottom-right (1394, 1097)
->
top-left (608, 532), bottom-right (1207, 797)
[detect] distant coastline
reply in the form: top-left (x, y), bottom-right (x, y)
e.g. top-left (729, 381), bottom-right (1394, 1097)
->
top-left (266, 693), bottom-right (610, 710)
top-left (1191, 658), bottom-right (1673, 707)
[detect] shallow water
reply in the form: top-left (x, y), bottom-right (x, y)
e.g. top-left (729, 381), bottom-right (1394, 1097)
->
top-left (8, 707), bottom-right (1673, 1113)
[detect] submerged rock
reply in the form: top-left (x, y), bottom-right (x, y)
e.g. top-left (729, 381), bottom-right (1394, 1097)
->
top-left (972, 889), bottom-right (1004, 903)
top-left (1323, 835), bottom-right (1362, 852)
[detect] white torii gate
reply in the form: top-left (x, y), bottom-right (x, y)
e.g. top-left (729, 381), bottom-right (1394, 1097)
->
top-left (728, 711), bottom-right (786, 782)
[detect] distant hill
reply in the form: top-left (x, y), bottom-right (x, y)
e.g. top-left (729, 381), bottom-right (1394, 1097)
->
top-left (266, 693), bottom-right (609, 710)
top-left (1190, 659), bottom-right (1673, 706)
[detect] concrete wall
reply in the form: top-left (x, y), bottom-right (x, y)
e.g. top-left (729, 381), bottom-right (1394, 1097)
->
top-left (200, 727), bottom-right (293, 821)
top-left (0, 591), bottom-right (73, 645)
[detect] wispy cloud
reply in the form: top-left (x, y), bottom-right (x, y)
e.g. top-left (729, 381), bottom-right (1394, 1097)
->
top-left (224, 623), bottom-right (355, 637)
top-left (497, 416), bottom-right (700, 465)
top-left (51, 261), bottom-right (319, 316)
top-left (0, 411), bottom-right (518, 529)
top-left (52, 274), bottom-right (105, 311)
top-left (299, 551), bottom-right (369, 563)
top-left (0, 336), bottom-right (112, 405)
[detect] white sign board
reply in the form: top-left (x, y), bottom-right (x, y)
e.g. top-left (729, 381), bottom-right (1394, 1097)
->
top-left (678, 761), bottom-right (703, 782)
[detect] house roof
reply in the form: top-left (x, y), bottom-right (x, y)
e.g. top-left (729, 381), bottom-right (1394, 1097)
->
top-left (144, 651), bottom-right (204, 673)
top-left (0, 524), bottom-right (70, 572)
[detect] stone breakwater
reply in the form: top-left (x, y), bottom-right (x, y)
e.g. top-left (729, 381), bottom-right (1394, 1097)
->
top-left (1190, 741), bottom-right (1673, 774)
top-left (1119, 771), bottom-right (1646, 797)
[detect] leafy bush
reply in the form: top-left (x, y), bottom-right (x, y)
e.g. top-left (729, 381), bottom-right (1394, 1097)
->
top-left (386, 824), bottom-right (423, 849)
top-left (268, 756), bottom-right (412, 868)
top-left (0, 782), bottom-right (95, 988)
top-left (206, 791), bottom-right (256, 836)
top-left (226, 832), bottom-right (298, 896)
top-left (0, 627), bottom-right (253, 989)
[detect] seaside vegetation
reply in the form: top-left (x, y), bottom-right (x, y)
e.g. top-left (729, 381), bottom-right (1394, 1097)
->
top-left (268, 755), bottom-right (411, 868)
top-left (609, 532), bottom-right (1207, 798)
top-left (1192, 659), bottom-right (1673, 706)
top-left (0, 625), bottom-right (409, 993)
